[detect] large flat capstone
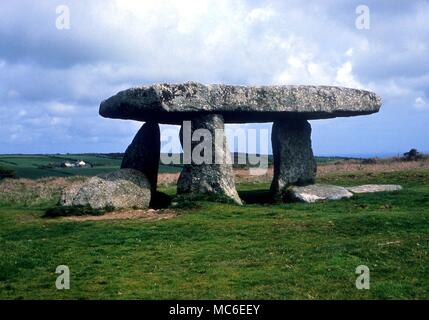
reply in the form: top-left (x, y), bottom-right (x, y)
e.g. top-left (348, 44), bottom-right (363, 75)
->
top-left (100, 82), bottom-right (382, 124)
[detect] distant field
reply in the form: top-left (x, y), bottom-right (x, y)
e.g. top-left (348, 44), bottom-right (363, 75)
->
top-left (0, 153), bottom-right (351, 180)
top-left (0, 154), bottom-right (181, 179)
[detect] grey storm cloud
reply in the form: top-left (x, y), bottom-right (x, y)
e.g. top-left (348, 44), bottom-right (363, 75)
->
top-left (0, 0), bottom-right (428, 155)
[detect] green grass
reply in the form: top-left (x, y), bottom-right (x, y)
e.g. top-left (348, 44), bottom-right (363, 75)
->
top-left (0, 169), bottom-right (428, 299)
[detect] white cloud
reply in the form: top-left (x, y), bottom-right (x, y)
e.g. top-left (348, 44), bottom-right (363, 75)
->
top-left (335, 61), bottom-right (363, 88)
top-left (415, 97), bottom-right (429, 110)
top-left (47, 102), bottom-right (76, 114)
top-left (247, 7), bottom-right (275, 22)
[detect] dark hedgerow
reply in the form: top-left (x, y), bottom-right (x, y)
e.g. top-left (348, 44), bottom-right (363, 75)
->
top-left (0, 166), bottom-right (16, 180)
top-left (43, 205), bottom-right (115, 218)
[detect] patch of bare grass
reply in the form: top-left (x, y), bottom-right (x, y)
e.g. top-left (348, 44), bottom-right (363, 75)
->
top-left (62, 208), bottom-right (176, 222)
top-left (0, 176), bottom-right (87, 206)
top-left (317, 157), bottom-right (429, 175)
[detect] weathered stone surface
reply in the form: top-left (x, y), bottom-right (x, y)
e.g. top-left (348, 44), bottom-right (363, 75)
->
top-left (121, 122), bottom-right (160, 194)
top-left (60, 169), bottom-right (151, 210)
top-left (287, 184), bottom-right (353, 203)
top-left (270, 119), bottom-right (317, 195)
top-left (177, 114), bottom-right (242, 204)
top-left (347, 184), bottom-right (402, 193)
top-left (100, 82), bottom-right (382, 124)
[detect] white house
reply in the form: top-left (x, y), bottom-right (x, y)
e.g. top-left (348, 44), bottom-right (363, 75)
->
top-left (77, 160), bottom-right (86, 167)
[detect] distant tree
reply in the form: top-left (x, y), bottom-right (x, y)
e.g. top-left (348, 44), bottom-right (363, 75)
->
top-left (0, 166), bottom-right (16, 179)
top-left (403, 148), bottom-right (422, 161)
top-left (361, 158), bottom-right (377, 165)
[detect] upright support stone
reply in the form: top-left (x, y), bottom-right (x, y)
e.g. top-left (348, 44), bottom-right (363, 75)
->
top-left (121, 121), bottom-right (160, 194)
top-left (270, 119), bottom-right (317, 196)
top-left (177, 114), bottom-right (242, 204)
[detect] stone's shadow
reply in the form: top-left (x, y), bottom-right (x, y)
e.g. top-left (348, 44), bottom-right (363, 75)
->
top-left (238, 189), bottom-right (277, 205)
top-left (150, 191), bottom-right (172, 209)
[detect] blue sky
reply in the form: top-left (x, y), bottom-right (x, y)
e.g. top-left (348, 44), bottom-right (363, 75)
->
top-left (0, 0), bottom-right (428, 156)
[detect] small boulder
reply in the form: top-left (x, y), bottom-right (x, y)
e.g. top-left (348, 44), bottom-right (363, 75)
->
top-left (347, 184), bottom-right (402, 194)
top-left (287, 184), bottom-right (353, 203)
top-left (60, 169), bottom-right (151, 210)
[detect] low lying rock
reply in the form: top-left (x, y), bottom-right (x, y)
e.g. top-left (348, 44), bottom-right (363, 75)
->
top-left (60, 169), bottom-right (151, 210)
top-left (347, 184), bottom-right (402, 194)
top-left (287, 184), bottom-right (353, 203)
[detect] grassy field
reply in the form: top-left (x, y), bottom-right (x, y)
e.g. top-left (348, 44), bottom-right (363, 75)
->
top-left (0, 167), bottom-right (428, 299)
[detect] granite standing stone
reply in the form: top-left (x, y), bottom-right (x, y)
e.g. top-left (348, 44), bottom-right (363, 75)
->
top-left (121, 122), bottom-right (160, 194)
top-left (177, 114), bottom-right (242, 204)
top-left (270, 119), bottom-right (317, 196)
